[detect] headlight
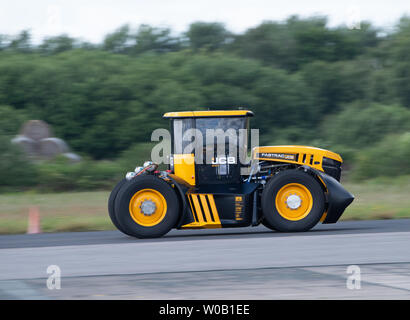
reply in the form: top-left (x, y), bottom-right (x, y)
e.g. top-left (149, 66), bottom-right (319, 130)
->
top-left (143, 161), bottom-right (152, 167)
top-left (143, 161), bottom-right (158, 172)
top-left (134, 166), bottom-right (144, 174)
top-left (126, 172), bottom-right (137, 180)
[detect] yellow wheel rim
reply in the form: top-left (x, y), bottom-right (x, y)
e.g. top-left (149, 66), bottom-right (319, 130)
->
top-left (275, 183), bottom-right (313, 221)
top-left (129, 189), bottom-right (167, 226)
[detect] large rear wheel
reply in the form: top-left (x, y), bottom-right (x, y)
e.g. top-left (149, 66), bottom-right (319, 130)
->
top-left (261, 170), bottom-right (325, 232)
top-left (114, 175), bottom-right (180, 238)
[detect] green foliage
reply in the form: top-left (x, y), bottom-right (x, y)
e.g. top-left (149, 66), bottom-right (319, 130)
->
top-left (1, 142), bottom-right (161, 191)
top-left (230, 16), bottom-right (379, 71)
top-left (103, 24), bottom-right (181, 55)
top-left (353, 132), bottom-right (410, 180)
top-left (103, 25), bottom-right (131, 53)
top-left (39, 35), bottom-right (77, 55)
top-left (324, 145), bottom-right (358, 165)
top-left (0, 136), bottom-right (38, 187)
top-left (117, 142), bottom-right (159, 171)
top-left (8, 30), bottom-right (32, 53)
top-left (186, 22), bottom-right (231, 51)
top-left (388, 17), bottom-right (410, 108)
top-left (322, 103), bottom-right (410, 148)
top-left (0, 145), bottom-right (124, 191)
top-left (299, 59), bottom-right (372, 115)
top-left (36, 157), bottom-right (122, 191)
top-left (0, 105), bottom-right (28, 136)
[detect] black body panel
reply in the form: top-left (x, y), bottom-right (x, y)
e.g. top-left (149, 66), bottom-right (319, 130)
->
top-left (167, 175), bottom-right (196, 228)
top-left (196, 162), bottom-right (242, 185)
top-left (195, 183), bottom-right (259, 227)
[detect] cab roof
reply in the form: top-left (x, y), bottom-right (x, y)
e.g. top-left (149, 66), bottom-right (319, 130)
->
top-left (163, 110), bottom-right (254, 118)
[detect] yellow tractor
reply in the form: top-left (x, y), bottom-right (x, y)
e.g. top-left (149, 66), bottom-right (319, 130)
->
top-left (109, 110), bottom-right (354, 238)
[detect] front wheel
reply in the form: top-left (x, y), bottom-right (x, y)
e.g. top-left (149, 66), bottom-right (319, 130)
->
top-left (261, 170), bottom-right (325, 232)
top-left (114, 175), bottom-right (180, 238)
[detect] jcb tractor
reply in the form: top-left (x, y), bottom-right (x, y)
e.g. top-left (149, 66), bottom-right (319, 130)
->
top-left (109, 110), bottom-right (354, 238)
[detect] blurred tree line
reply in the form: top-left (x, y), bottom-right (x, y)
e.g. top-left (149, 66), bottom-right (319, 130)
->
top-left (0, 16), bottom-right (410, 188)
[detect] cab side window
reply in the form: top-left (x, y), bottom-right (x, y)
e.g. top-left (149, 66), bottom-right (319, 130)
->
top-left (173, 118), bottom-right (194, 154)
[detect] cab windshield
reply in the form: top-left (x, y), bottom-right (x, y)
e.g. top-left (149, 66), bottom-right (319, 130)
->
top-left (172, 117), bottom-right (249, 161)
top-left (195, 117), bottom-right (246, 136)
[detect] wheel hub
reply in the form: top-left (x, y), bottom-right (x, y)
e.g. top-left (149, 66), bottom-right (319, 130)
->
top-left (275, 183), bottom-right (313, 221)
top-left (129, 189), bottom-right (167, 227)
top-left (286, 194), bottom-right (302, 210)
top-left (140, 199), bottom-right (157, 216)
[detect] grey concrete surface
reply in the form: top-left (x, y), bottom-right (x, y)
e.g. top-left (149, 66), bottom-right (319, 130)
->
top-left (13, 263), bottom-right (410, 300)
top-left (0, 219), bottom-right (409, 299)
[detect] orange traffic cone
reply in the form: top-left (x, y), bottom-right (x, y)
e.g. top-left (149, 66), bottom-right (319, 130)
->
top-left (27, 206), bottom-right (42, 234)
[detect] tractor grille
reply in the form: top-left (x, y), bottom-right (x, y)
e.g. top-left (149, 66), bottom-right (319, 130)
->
top-left (322, 157), bottom-right (342, 181)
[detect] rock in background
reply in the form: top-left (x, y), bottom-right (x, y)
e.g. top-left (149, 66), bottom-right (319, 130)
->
top-left (11, 120), bottom-right (82, 162)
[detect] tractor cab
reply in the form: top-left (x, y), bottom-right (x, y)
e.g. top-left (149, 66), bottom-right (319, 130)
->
top-left (163, 110), bottom-right (254, 187)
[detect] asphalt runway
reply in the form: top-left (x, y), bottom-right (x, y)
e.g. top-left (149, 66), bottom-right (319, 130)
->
top-left (1, 219), bottom-right (410, 299)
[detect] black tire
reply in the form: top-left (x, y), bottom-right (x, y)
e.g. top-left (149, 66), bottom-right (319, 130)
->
top-left (261, 218), bottom-right (277, 231)
top-left (108, 179), bottom-right (132, 235)
top-left (114, 175), bottom-right (180, 238)
top-left (261, 170), bottom-right (325, 232)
